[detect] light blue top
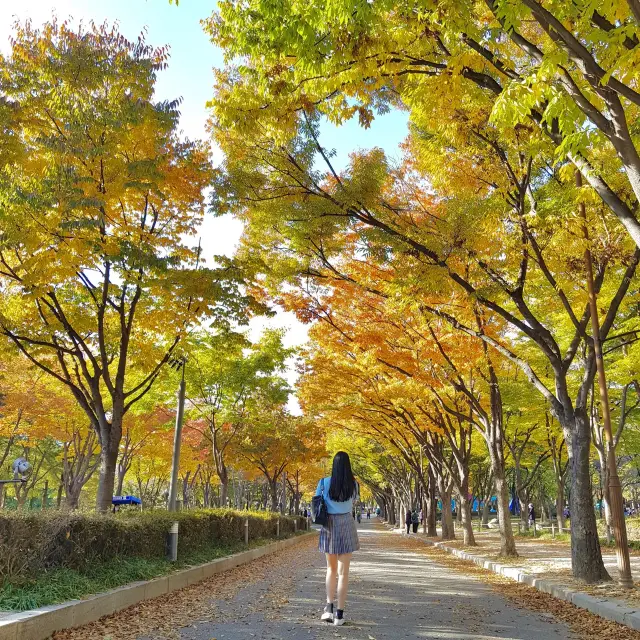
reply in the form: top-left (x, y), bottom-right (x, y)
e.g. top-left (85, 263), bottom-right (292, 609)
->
top-left (315, 476), bottom-right (358, 515)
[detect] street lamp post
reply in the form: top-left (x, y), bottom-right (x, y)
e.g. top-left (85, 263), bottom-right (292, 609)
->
top-left (166, 357), bottom-right (186, 562)
top-left (168, 359), bottom-right (186, 512)
top-left (578, 171), bottom-right (633, 588)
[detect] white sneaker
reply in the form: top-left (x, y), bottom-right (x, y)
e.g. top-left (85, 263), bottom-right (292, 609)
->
top-left (334, 617), bottom-right (346, 626)
top-left (321, 611), bottom-right (334, 623)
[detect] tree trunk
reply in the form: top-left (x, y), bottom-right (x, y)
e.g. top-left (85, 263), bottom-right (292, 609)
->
top-left (484, 435), bottom-right (518, 556)
top-left (440, 489), bottom-right (455, 540)
top-left (562, 409), bottom-right (610, 582)
top-left (182, 471), bottom-right (191, 509)
top-left (556, 478), bottom-right (566, 533)
top-left (482, 498), bottom-right (491, 525)
top-left (425, 465), bottom-right (438, 538)
top-left (95, 405), bottom-right (124, 513)
top-left (96, 436), bottom-right (119, 512)
top-left (56, 476), bottom-right (64, 509)
top-left (220, 479), bottom-right (229, 507)
top-left (427, 490), bottom-right (437, 536)
top-left (493, 467), bottom-right (518, 557)
top-left (15, 487), bottom-right (28, 509)
top-left (422, 497), bottom-right (428, 534)
top-left (281, 471), bottom-right (287, 515)
top-left (519, 497), bottom-right (529, 531)
top-left (514, 459), bottom-right (529, 531)
top-left (294, 472), bottom-right (301, 515)
top-left (459, 489), bottom-right (476, 546)
top-left (270, 480), bottom-right (278, 512)
top-left (65, 487), bottom-right (81, 510)
top-left (115, 464), bottom-right (127, 497)
top-left (596, 446), bottom-right (613, 540)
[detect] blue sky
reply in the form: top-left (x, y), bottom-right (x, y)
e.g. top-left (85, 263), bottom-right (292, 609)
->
top-left (0, 1), bottom-right (409, 404)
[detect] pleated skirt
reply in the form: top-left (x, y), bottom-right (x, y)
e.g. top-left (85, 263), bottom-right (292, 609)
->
top-left (318, 512), bottom-right (360, 554)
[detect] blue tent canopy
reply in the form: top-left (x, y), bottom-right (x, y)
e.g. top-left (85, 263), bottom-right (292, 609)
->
top-left (472, 497), bottom-right (498, 513)
top-left (112, 495), bottom-right (142, 506)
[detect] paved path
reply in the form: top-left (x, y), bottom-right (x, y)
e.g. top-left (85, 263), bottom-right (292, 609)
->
top-left (393, 524), bottom-right (640, 607)
top-left (148, 520), bottom-right (576, 640)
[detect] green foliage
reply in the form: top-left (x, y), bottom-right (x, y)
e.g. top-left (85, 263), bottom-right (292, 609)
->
top-left (0, 557), bottom-right (170, 611)
top-left (0, 536), bottom-right (283, 611)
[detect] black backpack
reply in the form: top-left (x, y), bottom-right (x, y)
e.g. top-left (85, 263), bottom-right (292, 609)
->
top-left (312, 478), bottom-right (329, 526)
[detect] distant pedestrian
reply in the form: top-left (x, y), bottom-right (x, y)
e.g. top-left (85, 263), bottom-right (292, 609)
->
top-left (528, 502), bottom-right (536, 528)
top-left (356, 508), bottom-right (362, 523)
top-left (563, 504), bottom-right (570, 520)
top-left (315, 451), bottom-right (360, 627)
top-left (419, 508), bottom-right (423, 524)
top-left (376, 506), bottom-right (381, 517)
top-left (411, 509), bottom-right (419, 533)
top-left (405, 509), bottom-right (412, 534)
top-left (366, 508), bottom-right (371, 520)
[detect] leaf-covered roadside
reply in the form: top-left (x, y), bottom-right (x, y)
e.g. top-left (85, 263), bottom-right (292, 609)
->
top-left (52, 536), bottom-right (317, 640)
top-left (401, 535), bottom-right (640, 640)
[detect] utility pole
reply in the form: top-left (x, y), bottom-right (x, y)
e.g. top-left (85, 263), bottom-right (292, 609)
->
top-left (577, 171), bottom-right (633, 587)
top-left (168, 359), bottom-right (186, 512)
top-left (167, 241), bottom-right (199, 514)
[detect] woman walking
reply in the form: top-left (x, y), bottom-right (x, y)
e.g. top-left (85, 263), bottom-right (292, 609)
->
top-left (315, 452), bottom-right (360, 626)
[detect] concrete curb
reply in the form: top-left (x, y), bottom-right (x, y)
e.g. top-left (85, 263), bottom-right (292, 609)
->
top-left (387, 525), bottom-right (640, 631)
top-left (0, 531), bottom-right (317, 640)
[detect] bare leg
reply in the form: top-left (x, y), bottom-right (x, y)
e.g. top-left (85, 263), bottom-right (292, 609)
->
top-left (336, 553), bottom-right (352, 610)
top-left (325, 553), bottom-right (338, 604)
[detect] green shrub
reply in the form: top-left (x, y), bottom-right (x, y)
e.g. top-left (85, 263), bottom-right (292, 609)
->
top-left (0, 509), bottom-right (306, 584)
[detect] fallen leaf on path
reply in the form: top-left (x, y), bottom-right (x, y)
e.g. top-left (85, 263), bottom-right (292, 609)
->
top-left (53, 537), bottom-right (316, 640)
top-left (402, 535), bottom-right (640, 640)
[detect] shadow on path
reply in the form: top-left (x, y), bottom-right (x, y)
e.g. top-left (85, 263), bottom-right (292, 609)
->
top-left (165, 520), bottom-right (575, 640)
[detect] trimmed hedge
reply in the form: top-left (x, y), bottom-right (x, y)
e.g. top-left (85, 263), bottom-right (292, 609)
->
top-left (0, 509), bottom-right (306, 584)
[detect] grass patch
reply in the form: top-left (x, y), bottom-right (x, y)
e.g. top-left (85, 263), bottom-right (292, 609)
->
top-left (599, 537), bottom-right (640, 551)
top-left (515, 529), bottom-right (572, 544)
top-left (0, 557), bottom-right (169, 612)
top-left (0, 535), bottom-right (293, 611)
top-left (514, 528), bottom-right (640, 553)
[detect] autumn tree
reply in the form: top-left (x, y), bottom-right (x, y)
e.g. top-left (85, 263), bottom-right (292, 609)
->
top-left (116, 404), bottom-right (174, 496)
top-left (0, 353), bottom-right (37, 472)
top-left (184, 328), bottom-right (292, 505)
top-left (236, 407), bottom-right (315, 512)
top-left (0, 20), bottom-right (258, 511)
top-left (207, 0), bottom-right (640, 578)
top-left (209, 0), bottom-right (640, 251)
top-left (44, 392), bottom-right (101, 509)
top-left (212, 87), bottom-right (640, 577)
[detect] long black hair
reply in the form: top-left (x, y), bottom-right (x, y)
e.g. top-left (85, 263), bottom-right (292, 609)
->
top-left (329, 451), bottom-right (357, 502)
